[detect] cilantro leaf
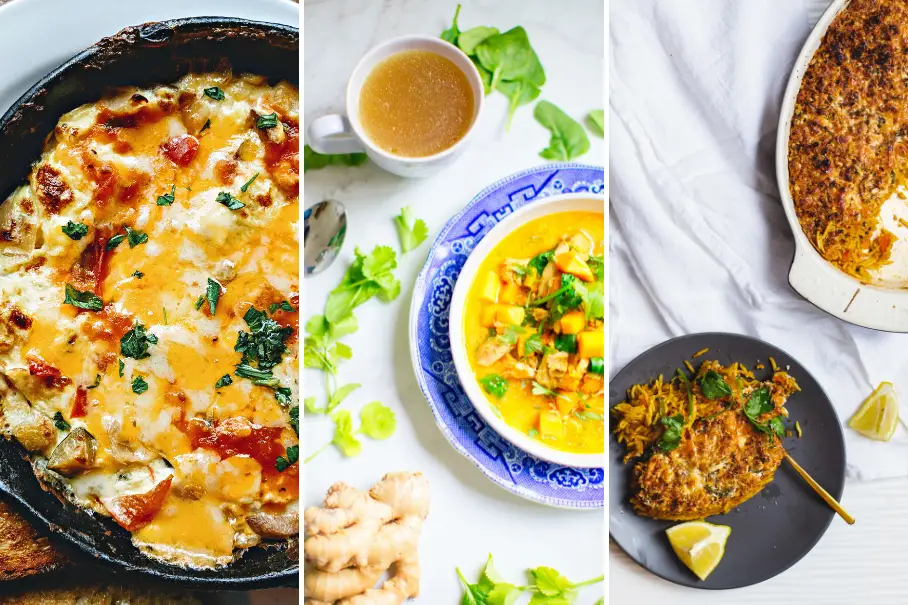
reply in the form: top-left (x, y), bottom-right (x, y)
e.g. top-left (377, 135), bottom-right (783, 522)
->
top-left (131, 375), bottom-right (148, 394)
top-left (62, 221), bottom-right (88, 240)
top-left (328, 383), bottom-right (360, 412)
top-left (359, 401), bottom-right (396, 439)
top-left (480, 374), bottom-right (508, 398)
top-left (156, 184), bottom-right (176, 206)
top-left (125, 226), bottom-right (148, 248)
top-left (120, 324), bottom-right (158, 359)
top-left (216, 191), bottom-right (245, 210)
top-left (234, 306), bottom-right (293, 371)
top-left (394, 206), bottom-right (429, 253)
top-left (64, 284), bottom-right (103, 311)
top-left (52, 412), bottom-right (70, 432)
top-left (275, 445), bottom-right (299, 472)
top-left (441, 3), bottom-right (461, 44)
top-left (131, 270), bottom-right (144, 279)
top-left (206, 278), bottom-right (222, 315)
top-left (106, 233), bottom-right (126, 250)
top-left (118, 359), bottom-right (124, 377)
top-left (289, 406), bottom-right (299, 435)
top-left (203, 86), bottom-right (225, 101)
top-left (86, 374), bottom-right (102, 389)
top-left (215, 374), bottom-right (232, 388)
top-left (331, 410), bottom-right (362, 457)
top-left (269, 300), bottom-right (294, 314)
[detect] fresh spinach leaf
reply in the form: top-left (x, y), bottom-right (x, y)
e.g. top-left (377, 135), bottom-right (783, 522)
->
top-left (441, 3), bottom-right (462, 44)
top-left (533, 101), bottom-right (590, 161)
top-left (303, 145), bottom-right (368, 171)
top-left (458, 26), bottom-right (499, 55)
top-left (475, 27), bottom-right (546, 91)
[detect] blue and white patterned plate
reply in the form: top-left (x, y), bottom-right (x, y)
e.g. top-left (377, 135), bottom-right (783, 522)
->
top-left (408, 164), bottom-right (605, 509)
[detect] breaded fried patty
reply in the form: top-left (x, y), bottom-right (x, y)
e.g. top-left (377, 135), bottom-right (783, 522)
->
top-left (631, 410), bottom-right (784, 521)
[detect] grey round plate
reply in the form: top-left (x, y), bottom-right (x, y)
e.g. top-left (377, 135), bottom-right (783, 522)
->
top-left (609, 332), bottom-right (846, 589)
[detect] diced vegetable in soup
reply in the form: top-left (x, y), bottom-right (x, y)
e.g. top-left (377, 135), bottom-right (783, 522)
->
top-left (464, 211), bottom-right (605, 454)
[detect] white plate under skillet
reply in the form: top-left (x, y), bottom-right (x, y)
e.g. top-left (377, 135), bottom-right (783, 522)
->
top-left (777, 0), bottom-right (908, 332)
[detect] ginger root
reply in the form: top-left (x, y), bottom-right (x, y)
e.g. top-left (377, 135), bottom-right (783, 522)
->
top-left (303, 472), bottom-right (430, 605)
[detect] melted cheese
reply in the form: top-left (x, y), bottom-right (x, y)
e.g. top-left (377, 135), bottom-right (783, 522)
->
top-left (0, 72), bottom-right (299, 568)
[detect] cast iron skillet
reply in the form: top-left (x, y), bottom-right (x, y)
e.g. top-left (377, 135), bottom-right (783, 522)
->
top-left (609, 333), bottom-right (846, 589)
top-left (0, 17), bottom-right (299, 589)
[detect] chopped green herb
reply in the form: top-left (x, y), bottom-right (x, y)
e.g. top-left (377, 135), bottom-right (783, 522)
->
top-left (240, 173), bottom-right (259, 193)
top-left (203, 86), bottom-right (225, 101)
top-left (479, 374), bottom-right (508, 398)
top-left (120, 323), bottom-right (158, 359)
top-left (235, 307), bottom-right (293, 371)
top-left (52, 412), bottom-right (70, 432)
top-left (216, 191), bottom-right (245, 210)
top-left (162, 306), bottom-right (168, 325)
top-left (86, 374), bottom-right (102, 389)
top-left (206, 278), bottom-right (221, 315)
top-left (63, 284), bottom-right (103, 312)
top-left (289, 406), bottom-right (299, 435)
top-left (657, 414), bottom-right (684, 451)
top-left (156, 185), bottom-right (176, 206)
top-left (118, 359), bottom-right (124, 377)
top-left (394, 206), bottom-right (429, 253)
top-left (215, 374), bottom-right (232, 388)
top-left (269, 300), bottom-right (295, 314)
top-left (528, 251), bottom-right (553, 275)
top-left (131, 375), bottom-right (148, 395)
top-left (131, 270), bottom-right (144, 279)
top-left (554, 333), bottom-right (577, 354)
top-left (589, 357), bottom-right (604, 375)
top-left (199, 119), bottom-right (211, 133)
top-left (275, 387), bottom-right (293, 406)
top-left (194, 295), bottom-right (205, 310)
top-left (106, 233), bottom-right (126, 250)
top-left (523, 333), bottom-right (544, 356)
top-left (62, 221), bottom-right (88, 240)
top-left (125, 226), bottom-right (148, 248)
top-left (304, 145), bottom-right (368, 171)
top-left (699, 370), bottom-right (732, 399)
top-left (275, 444), bottom-right (299, 471)
top-left (256, 113), bottom-right (278, 129)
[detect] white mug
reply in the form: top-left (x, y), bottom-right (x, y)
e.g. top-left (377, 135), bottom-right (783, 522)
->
top-left (306, 35), bottom-right (485, 178)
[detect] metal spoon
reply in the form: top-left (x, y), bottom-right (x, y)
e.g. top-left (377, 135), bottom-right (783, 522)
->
top-left (304, 199), bottom-right (347, 276)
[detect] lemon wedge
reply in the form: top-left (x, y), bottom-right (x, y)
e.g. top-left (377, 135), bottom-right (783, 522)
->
top-left (849, 382), bottom-right (899, 441)
top-left (666, 521), bottom-right (731, 581)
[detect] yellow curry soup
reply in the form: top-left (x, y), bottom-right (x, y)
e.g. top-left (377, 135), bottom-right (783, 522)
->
top-left (463, 211), bottom-right (605, 454)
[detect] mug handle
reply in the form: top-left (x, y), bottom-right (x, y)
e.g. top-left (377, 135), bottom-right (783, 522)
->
top-left (306, 114), bottom-right (366, 155)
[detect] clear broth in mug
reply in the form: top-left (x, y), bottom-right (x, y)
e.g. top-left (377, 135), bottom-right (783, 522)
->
top-left (359, 50), bottom-right (474, 158)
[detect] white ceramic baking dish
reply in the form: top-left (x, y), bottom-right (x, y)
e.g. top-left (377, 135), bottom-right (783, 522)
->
top-left (777, 0), bottom-right (908, 331)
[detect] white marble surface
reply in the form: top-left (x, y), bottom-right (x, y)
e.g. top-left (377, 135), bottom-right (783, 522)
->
top-left (303, 0), bottom-right (604, 601)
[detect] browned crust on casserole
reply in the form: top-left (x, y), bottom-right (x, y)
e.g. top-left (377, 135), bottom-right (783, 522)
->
top-left (788, 0), bottom-right (908, 280)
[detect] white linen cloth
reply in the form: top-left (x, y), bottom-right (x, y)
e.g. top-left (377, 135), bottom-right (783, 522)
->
top-left (609, 0), bottom-right (908, 480)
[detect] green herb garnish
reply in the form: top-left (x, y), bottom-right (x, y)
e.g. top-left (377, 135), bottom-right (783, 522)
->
top-left (256, 113), bottom-right (278, 129)
top-left (215, 374), bottom-right (232, 389)
top-left (657, 414), bottom-right (684, 451)
top-left (275, 444), bottom-right (299, 471)
top-left (61, 221), bottom-right (88, 240)
top-left (698, 370), bottom-right (733, 400)
top-left (63, 284), bottom-right (103, 311)
top-left (206, 278), bottom-right (221, 315)
top-left (216, 191), bottom-right (245, 210)
top-left (86, 374), bottom-right (102, 389)
top-left (394, 206), bottom-right (429, 253)
top-left (269, 300), bottom-right (295, 314)
top-left (203, 86), bottom-right (225, 101)
top-left (156, 185), bottom-right (176, 206)
top-left (131, 375), bottom-right (148, 394)
top-left (120, 323), bottom-right (158, 359)
top-left (131, 270), bottom-right (144, 279)
top-left (52, 412), bottom-right (70, 432)
top-left (534, 100), bottom-right (590, 161)
top-left (125, 226), bottom-right (148, 248)
top-left (106, 234), bottom-right (126, 250)
top-left (240, 173), bottom-right (259, 193)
